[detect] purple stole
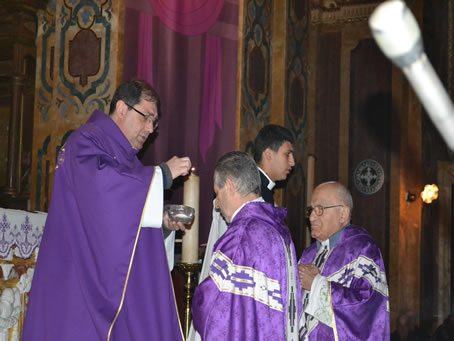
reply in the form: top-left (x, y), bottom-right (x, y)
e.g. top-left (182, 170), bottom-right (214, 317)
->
top-left (299, 225), bottom-right (390, 340)
top-left (22, 111), bottom-right (183, 340)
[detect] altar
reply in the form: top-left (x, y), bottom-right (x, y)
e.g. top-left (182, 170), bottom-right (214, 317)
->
top-left (0, 208), bottom-right (46, 341)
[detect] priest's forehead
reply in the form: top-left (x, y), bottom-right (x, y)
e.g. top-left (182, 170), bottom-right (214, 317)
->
top-left (312, 182), bottom-right (352, 208)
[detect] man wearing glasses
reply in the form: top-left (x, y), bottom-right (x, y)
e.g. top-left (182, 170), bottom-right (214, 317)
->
top-left (23, 80), bottom-right (190, 340)
top-left (298, 181), bottom-right (390, 340)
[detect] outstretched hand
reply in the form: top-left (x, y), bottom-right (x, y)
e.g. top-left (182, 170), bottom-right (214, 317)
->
top-left (298, 263), bottom-right (320, 290)
top-left (163, 211), bottom-right (186, 231)
top-left (166, 156), bottom-right (192, 179)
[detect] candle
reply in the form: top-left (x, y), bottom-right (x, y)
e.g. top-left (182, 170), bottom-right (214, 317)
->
top-left (306, 155), bottom-right (315, 247)
top-left (182, 168), bottom-right (200, 263)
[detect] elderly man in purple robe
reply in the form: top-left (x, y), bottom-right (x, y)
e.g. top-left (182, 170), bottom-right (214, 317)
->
top-left (23, 80), bottom-right (191, 341)
top-left (192, 151), bottom-right (302, 341)
top-left (298, 181), bottom-right (390, 340)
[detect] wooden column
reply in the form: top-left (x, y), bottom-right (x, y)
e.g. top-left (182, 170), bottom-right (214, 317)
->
top-left (4, 74), bottom-right (25, 195)
top-left (0, 0), bottom-right (47, 208)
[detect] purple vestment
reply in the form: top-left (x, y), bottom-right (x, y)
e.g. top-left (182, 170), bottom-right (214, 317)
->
top-left (22, 111), bottom-right (183, 340)
top-left (299, 225), bottom-right (390, 340)
top-left (192, 201), bottom-right (302, 340)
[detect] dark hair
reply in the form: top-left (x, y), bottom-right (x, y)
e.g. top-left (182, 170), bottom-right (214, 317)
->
top-left (253, 125), bottom-right (294, 163)
top-left (109, 79), bottom-right (160, 115)
top-left (214, 151), bottom-right (261, 196)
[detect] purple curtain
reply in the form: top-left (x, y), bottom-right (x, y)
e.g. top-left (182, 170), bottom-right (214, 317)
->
top-left (199, 35), bottom-right (222, 163)
top-left (149, 0), bottom-right (224, 36)
top-left (138, 13), bottom-right (154, 85)
top-left (124, 0), bottom-right (238, 244)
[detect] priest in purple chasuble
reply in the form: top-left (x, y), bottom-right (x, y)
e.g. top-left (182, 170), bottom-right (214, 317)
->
top-left (298, 181), bottom-right (390, 341)
top-left (22, 80), bottom-right (192, 341)
top-left (192, 151), bottom-right (302, 341)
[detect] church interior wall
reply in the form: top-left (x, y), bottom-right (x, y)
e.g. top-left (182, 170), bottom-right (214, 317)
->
top-left (1, 0), bottom-right (454, 337)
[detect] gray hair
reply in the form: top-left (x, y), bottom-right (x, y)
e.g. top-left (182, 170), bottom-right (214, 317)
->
top-left (214, 151), bottom-right (261, 196)
top-left (320, 181), bottom-right (354, 213)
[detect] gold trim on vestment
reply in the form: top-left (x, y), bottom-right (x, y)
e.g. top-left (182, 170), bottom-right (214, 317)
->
top-left (328, 282), bottom-right (339, 341)
top-left (107, 171), bottom-right (156, 340)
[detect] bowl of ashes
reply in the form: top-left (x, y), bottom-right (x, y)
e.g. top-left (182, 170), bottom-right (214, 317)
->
top-left (165, 204), bottom-right (195, 225)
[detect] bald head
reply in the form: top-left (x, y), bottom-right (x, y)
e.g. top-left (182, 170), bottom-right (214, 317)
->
top-left (309, 182), bottom-right (353, 242)
top-left (318, 182), bottom-right (353, 213)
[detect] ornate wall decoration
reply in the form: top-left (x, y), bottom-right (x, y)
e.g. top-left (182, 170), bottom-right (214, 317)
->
top-left (239, 0), bottom-right (273, 151)
top-left (284, 0), bottom-right (311, 251)
top-left (59, 1), bottom-right (114, 107)
top-left (30, 0), bottom-right (124, 211)
top-left (36, 9), bottom-right (56, 123)
top-left (353, 159), bottom-right (384, 195)
top-left (236, 0), bottom-right (310, 250)
top-left (31, 7), bottom-right (56, 212)
top-left (286, 0), bottom-right (310, 197)
top-left (310, 0), bottom-right (378, 24)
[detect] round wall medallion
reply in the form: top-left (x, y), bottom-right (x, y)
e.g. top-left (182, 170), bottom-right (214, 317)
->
top-left (353, 159), bottom-right (384, 195)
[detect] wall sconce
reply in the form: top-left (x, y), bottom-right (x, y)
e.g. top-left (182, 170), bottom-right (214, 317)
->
top-left (420, 184), bottom-right (439, 204)
top-left (406, 184), bottom-right (439, 204)
top-left (406, 191), bottom-right (416, 202)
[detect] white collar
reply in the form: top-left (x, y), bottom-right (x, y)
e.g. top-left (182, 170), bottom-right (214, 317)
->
top-left (230, 197), bottom-right (265, 223)
top-left (321, 239), bottom-right (330, 250)
top-left (258, 167), bottom-right (275, 190)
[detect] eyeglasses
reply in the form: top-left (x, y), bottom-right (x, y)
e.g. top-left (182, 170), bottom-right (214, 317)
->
top-left (305, 205), bottom-right (344, 218)
top-left (125, 103), bottom-right (159, 129)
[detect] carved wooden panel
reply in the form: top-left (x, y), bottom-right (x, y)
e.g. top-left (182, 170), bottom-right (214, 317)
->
top-left (348, 38), bottom-right (392, 268)
top-left (237, 0), bottom-right (273, 152)
top-left (314, 32), bottom-right (341, 185)
top-left (285, 0), bottom-right (310, 254)
top-left (434, 161), bottom-right (454, 327)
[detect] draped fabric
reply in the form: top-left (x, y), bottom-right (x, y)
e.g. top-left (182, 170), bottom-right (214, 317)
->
top-left (138, 13), bottom-right (154, 85)
top-left (148, 0), bottom-right (224, 36)
top-left (124, 0), bottom-right (238, 243)
top-left (199, 35), bottom-right (223, 162)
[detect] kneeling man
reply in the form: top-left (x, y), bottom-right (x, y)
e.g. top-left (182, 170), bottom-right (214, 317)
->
top-left (192, 151), bottom-right (301, 340)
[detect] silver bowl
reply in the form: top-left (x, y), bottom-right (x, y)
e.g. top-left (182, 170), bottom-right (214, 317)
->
top-left (165, 204), bottom-right (195, 224)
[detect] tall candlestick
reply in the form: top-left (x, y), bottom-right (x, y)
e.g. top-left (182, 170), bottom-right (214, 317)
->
top-left (182, 169), bottom-right (200, 263)
top-left (305, 155), bottom-right (315, 247)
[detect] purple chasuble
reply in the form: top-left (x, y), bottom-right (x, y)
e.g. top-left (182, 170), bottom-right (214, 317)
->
top-left (22, 111), bottom-right (183, 341)
top-left (299, 225), bottom-right (390, 340)
top-left (192, 201), bottom-right (303, 340)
